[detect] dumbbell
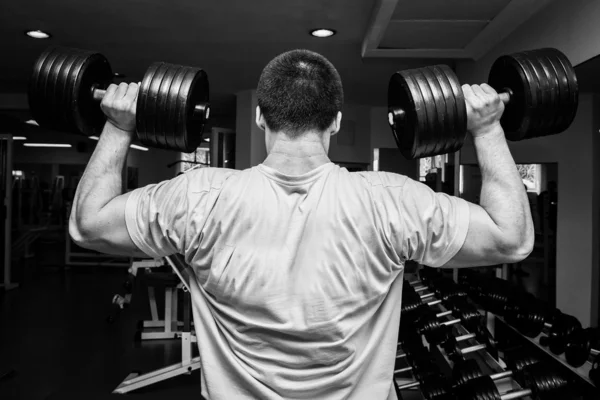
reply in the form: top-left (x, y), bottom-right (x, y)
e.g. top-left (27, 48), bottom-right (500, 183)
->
top-left (564, 327), bottom-right (600, 367)
top-left (539, 312), bottom-right (582, 355)
top-left (454, 363), bottom-right (570, 400)
top-left (28, 47), bottom-right (210, 153)
top-left (452, 356), bottom-right (539, 387)
top-left (388, 48), bottom-right (578, 159)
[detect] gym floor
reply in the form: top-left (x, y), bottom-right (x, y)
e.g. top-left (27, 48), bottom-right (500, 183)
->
top-left (0, 265), bottom-right (201, 400)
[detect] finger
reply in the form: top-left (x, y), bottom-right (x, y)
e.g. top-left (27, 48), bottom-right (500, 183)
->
top-left (101, 84), bottom-right (119, 106)
top-left (462, 85), bottom-right (483, 109)
top-left (480, 83), bottom-right (498, 95)
top-left (114, 82), bottom-right (129, 99)
top-left (124, 83), bottom-right (139, 104)
top-left (471, 84), bottom-right (487, 99)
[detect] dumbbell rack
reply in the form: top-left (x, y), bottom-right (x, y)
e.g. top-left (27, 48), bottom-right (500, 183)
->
top-left (396, 277), bottom-right (525, 396)
top-left (495, 315), bottom-right (598, 388)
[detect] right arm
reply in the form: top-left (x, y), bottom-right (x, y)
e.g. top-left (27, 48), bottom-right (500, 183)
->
top-left (444, 84), bottom-right (534, 267)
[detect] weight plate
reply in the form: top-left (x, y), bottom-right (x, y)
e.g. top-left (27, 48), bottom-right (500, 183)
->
top-left (431, 66), bottom-right (456, 155)
top-left (176, 66), bottom-right (209, 152)
top-left (552, 49), bottom-right (579, 133)
top-left (535, 53), bottom-right (561, 135)
top-left (144, 63), bottom-right (170, 149)
top-left (57, 50), bottom-right (85, 133)
top-left (137, 63), bottom-right (160, 147)
top-left (37, 48), bottom-right (62, 128)
top-left (488, 55), bottom-right (534, 141)
top-left (47, 51), bottom-right (71, 131)
top-left (165, 66), bottom-right (188, 151)
top-left (565, 328), bottom-right (592, 367)
top-left (420, 67), bottom-right (446, 157)
top-left (540, 51), bottom-right (569, 134)
top-left (413, 70), bottom-right (438, 158)
top-left (512, 53), bottom-right (543, 140)
top-left (154, 64), bottom-right (179, 149)
top-left (388, 71), bottom-right (421, 159)
top-left (444, 66), bottom-right (467, 151)
top-left (525, 54), bottom-right (553, 138)
top-left (28, 48), bottom-right (54, 128)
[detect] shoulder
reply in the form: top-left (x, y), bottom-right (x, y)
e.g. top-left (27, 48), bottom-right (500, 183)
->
top-left (353, 170), bottom-right (411, 189)
top-left (182, 166), bottom-right (241, 193)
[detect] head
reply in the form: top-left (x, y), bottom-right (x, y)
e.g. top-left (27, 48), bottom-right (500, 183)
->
top-left (256, 49), bottom-right (344, 154)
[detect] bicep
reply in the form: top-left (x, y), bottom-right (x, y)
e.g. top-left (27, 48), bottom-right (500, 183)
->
top-left (441, 202), bottom-right (508, 268)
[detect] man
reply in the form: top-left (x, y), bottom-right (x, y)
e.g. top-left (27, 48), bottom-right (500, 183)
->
top-left (70, 50), bottom-right (534, 399)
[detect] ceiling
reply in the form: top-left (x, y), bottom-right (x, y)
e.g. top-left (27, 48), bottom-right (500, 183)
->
top-left (1, 0), bottom-right (554, 122)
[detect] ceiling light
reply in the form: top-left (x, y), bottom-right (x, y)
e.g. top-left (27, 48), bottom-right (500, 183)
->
top-left (310, 29), bottom-right (336, 38)
top-left (13, 136), bottom-right (27, 140)
top-left (130, 144), bottom-right (149, 151)
top-left (24, 143), bottom-right (71, 148)
top-left (26, 30), bottom-right (51, 39)
top-left (25, 119), bottom-right (39, 126)
top-left (204, 137), bottom-right (210, 142)
top-left (89, 136), bottom-right (99, 140)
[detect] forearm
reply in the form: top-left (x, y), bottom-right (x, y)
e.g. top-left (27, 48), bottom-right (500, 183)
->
top-left (70, 122), bottom-right (133, 234)
top-left (474, 125), bottom-right (534, 253)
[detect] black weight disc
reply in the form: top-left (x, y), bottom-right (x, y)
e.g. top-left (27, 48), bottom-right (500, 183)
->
top-left (433, 65), bottom-right (464, 155)
top-left (552, 49), bottom-right (579, 133)
top-left (388, 70), bottom-right (425, 159)
top-left (488, 55), bottom-right (535, 141)
top-left (28, 47), bottom-right (53, 126)
top-left (413, 70), bottom-right (438, 159)
top-left (137, 63), bottom-right (160, 147)
top-left (540, 51), bottom-right (570, 135)
top-left (45, 50), bottom-right (70, 130)
top-left (452, 358), bottom-right (483, 387)
top-left (57, 51), bottom-right (86, 132)
top-left (565, 328), bottom-right (592, 367)
top-left (176, 67), bottom-right (209, 152)
top-left (164, 66), bottom-right (187, 151)
top-left (534, 53), bottom-right (561, 135)
top-left (145, 63), bottom-right (170, 149)
top-left (445, 67), bottom-right (467, 151)
top-left (36, 48), bottom-right (62, 128)
top-left (524, 54), bottom-right (553, 138)
top-left (419, 67), bottom-right (446, 157)
top-left (510, 53), bottom-right (544, 140)
top-left (71, 51), bottom-right (113, 136)
top-left (154, 64), bottom-right (180, 149)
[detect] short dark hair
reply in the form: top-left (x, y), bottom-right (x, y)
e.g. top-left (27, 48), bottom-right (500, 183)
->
top-left (256, 49), bottom-right (343, 137)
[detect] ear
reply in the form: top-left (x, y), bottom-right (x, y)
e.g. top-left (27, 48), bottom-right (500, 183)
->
top-left (255, 106), bottom-right (265, 131)
top-left (330, 111), bottom-right (343, 136)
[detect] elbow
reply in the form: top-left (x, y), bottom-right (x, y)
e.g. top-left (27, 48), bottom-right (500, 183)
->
top-left (500, 230), bottom-right (534, 264)
top-left (68, 216), bottom-right (97, 249)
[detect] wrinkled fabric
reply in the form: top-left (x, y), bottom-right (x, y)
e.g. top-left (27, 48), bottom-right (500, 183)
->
top-left (125, 163), bottom-right (469, 400)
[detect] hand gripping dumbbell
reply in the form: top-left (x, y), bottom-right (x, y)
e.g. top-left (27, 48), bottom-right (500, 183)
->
top-left (388, 48), bottom-right (578, 159)
top-left (28, 47), bottom-right (210, 153)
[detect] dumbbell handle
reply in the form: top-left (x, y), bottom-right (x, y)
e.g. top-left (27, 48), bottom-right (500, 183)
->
top-left (91, 87), bottom-right (210, 120)
top-left (500, 389), bottom-right (532, 400)
top-left (459, 343), bottom-right (487, 355)
top-left (388, 88), bottom-right (513, 127)
top-left (396, 333), bottom-right (477, 357)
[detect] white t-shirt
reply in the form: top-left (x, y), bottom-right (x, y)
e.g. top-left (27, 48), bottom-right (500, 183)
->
top-left (125, 162), bottom-right (470, 400)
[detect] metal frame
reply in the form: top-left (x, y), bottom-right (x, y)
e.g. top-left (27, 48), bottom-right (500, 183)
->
top-left (0, 135), bottom-right (16, 290)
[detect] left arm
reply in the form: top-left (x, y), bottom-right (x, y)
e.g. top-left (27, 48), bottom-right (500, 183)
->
top-left (69, 82), bottom-right (144, 256)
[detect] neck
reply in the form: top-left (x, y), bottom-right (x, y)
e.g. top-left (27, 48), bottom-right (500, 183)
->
top-left (263, 134), bottom-right (331, 175)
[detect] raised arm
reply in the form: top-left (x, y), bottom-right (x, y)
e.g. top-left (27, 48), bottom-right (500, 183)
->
top-left (443, 84), bottom-right (534, 267)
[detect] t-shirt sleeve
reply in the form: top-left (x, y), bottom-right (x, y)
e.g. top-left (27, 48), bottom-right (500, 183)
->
top-left (125, 173), bottom-right (189, 259)
top-left (398, 178), bottom-right (470, 267)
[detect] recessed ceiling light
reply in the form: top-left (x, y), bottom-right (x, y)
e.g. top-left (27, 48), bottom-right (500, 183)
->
top-left (13, 136), bottom-right (27, 140)
top-left (204, 137), bottom-right (210, 142)
top-left (24, 143), bottom-right (71, 148)
top-left (26, 30), bottom-right (51, 39)
top-left (89, 136), bottom-right (100, 140)
top-left (114, 72), bottom-right (126, 78)
top-left (25, 119), bottom-right (39, 126)
top-left (310, 29), bottom-right (336, 38)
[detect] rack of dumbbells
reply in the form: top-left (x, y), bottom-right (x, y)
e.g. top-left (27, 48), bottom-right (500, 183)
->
top-left (395, 268), bottom-right (599, 399)
top-left (457, 268), bottom-right (600, 393)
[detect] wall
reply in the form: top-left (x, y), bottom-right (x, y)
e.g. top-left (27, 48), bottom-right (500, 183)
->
top-left (457, 0), bottom-right (600, 83)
